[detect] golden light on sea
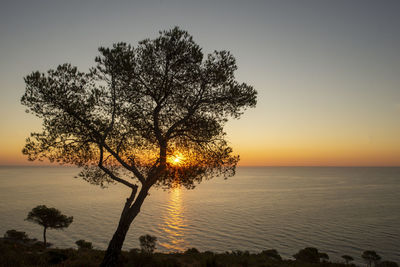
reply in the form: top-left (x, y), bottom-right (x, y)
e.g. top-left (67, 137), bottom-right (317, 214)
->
top-left (158, 188), bottom-right (188, 251)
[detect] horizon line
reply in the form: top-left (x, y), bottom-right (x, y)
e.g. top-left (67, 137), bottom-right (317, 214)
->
top-left (1, 164), bottom-right (399, 168)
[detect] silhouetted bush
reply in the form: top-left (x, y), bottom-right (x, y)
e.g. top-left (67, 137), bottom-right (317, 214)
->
top-left (319, 252), bottom-right (329, 262)
top-left (342, 255), bottom-right (354, 264)
top-left (262, 249), bottom-right (282, 260)
top-left (231, 250), bottom-right (250, 257)
top-left (4, 229), bottom-right (29, 241)
top-left (185, 247), bottom-right (200, 254)
top-left (75, 239), bottom-right (93, 250)
top-left (139, 234), bottom-right (157, 254)
top-left (0, 239), bottom-right (398, 267)
top-left (294, 247), bottom-right (329, 263)
top-left (362, 250), bottom-right (381, 267)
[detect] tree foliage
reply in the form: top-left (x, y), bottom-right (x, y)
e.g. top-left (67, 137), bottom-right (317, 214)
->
top-left (21, 27), bottom-right (257, 266)
top-left (26, 205), bottom-right (73, 247)
top-left (293, 247), bottom-right (329, 263)
top-left (26, 205), bottom-right (73, 229)
top-left (4, 229), bottom-right (29, 241)
top-left (21, 27), bottom-right (257, 190)
top-left (362, 251), bottom-right (381, 267)
top-left (75, 239), bottom-right (93, 250)
top-left (342, 255), bottom-right (354, 264)
top-left (262, 249), bottom-right (282, 260)
top-left (139, 234), bottom-right (157, 254)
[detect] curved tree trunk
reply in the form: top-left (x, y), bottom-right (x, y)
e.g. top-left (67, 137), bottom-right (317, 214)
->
top-left (100, 210), bottom-right (139, 266)
top-left (100, 186), bottom-right (149, 267)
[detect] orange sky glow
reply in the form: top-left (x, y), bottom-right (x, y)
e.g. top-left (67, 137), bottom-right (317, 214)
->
top-left (1, 2), bottom-right (400, 167)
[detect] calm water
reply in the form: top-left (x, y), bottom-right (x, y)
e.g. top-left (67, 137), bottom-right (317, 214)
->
top-left (0, 166), bottom-right (399, 263)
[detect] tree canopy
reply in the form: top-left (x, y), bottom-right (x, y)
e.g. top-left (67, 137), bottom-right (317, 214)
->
top-left (21, 27), bottom-right (257, 190)
top-left (26, 205), bottom-right (73, 247)
top-left (362, 251), bottom-right (382, 267)
top-left (342, 255), bottom-right (354, 264)
top-left (26, 205), bottom-right (73, 229)
top-left (293, 247), bottom-right (329, 263)
top-left (139, 234), bottom-right (157, 254)
top-left (21, 27), bottom-right (257, 266)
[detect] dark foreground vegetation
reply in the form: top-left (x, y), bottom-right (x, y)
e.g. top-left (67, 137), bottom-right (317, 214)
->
top-left (1, 232), bottom-right (398, 267)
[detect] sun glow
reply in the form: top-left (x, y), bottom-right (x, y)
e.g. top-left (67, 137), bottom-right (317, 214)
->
top-left (168, 153), bottom-right (185, 166)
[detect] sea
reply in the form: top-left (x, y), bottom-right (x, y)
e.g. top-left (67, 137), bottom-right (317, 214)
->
top-left (0, 166), bottom-right (399, 264)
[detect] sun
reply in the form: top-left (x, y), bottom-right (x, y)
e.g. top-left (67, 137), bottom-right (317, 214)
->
top-left (169, 153), bottom-right (185, 165)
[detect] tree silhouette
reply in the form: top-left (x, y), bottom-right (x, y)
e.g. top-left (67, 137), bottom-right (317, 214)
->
top-left (4, 229), bottom-right (29, 241)
top-left (293, 247), bottom-right (329, 263)
top-left (319, 252), bottom-right (329, 262)
top-left (21, 27), bottom-right (257, 266)
top-left (26, 205), bottom-right (73, 247)
top-left (75, 239), bottom-right (93, 250)
top-left (342, 255), bottom-right (354, 265)
top-left (362, 251), bottom-right (381, 267)
top-left (262, 249), bottom-right (282, 260)
top-left (139, 234), bottom-right (157, 254)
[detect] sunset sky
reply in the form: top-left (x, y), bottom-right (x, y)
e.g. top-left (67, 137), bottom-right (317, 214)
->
top-left (1, 0), bottom-right (399, 166)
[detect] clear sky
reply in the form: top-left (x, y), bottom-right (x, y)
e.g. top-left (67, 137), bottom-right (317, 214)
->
top-left (1, 0), bottom-right (399, 166)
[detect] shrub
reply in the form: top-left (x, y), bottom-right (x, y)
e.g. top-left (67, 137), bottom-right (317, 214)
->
top-left (4, 229), bottom-right (29, 241)
top-left (262, 249), bottom-right (282, 260)
top-left (75, 239), bottom-right (93, 250)
top-left (293, 247), bottom-right (329, 263)
top-left (342, 255), bottom-right (354, 264)
top-left (319, 252), bottom-right (329, 262)
top-left (231, 250), bottom-right (249, 257)
top-left (139, 234), bottom-right (157, 254)
top-left (185, 247), bottom-right (200, 254)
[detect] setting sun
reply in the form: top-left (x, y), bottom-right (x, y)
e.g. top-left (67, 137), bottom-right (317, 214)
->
top-left (168, 153), bottom-right (185, 166)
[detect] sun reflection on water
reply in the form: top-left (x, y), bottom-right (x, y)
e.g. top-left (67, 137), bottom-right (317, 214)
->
top-left (159, 188), bottom-right (188, 251)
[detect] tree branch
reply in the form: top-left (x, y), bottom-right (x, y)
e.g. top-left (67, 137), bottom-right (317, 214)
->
top-left (102, 143), bottom-right (145, 184)
top-left (98, 144), bottom-right (138, 189)
top-left (165, 81), bottom-right (206, 139)
top-left (62, 105), bottom-right (146, 184)
top-left (121, 186), bottom-right (138, 218)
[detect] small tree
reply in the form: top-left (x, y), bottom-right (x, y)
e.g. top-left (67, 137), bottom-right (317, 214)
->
top-left (362, 251), bottom-right (381, 267)
top-left (26, 205), bottom-right (73, 247)
top-left (342, 255), bottom-right (354, 265)
top-left (75, 239), bottom-right (93, 249)
top-left (139, 234), bottom-right (157, 254)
